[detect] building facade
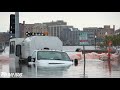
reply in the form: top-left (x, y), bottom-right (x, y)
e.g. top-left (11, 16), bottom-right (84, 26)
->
top-left (0, 32), bottom-right (10, 45)
top-left (115, 28), bottom-right (120, 35)
top-left (19, 21), bottom-right (48, 38)
top-left (60, 28), bottom-right (80, 46)
top-left (83, 25), bottom-right (115, 45)
top-left (43, 20), bottom-right (69, 37)
top-left (43, 20), bottom-right (79, 45)
top-left (19, 20), bottom-right (77, 46)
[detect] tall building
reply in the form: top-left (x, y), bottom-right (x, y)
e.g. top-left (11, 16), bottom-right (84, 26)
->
top-left (19, 20), bottom-right (81, 46)
top-left (43, 20), bottom-right (69, 37)
top-left (44, 20), bottom-right (82, 45)
top-left (60, 28), bottom-right (80, 46)
top-left (43, 20), bottom-right (81, 46)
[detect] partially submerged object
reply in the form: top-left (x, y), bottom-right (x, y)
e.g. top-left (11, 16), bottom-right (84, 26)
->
top-left (28, 50), bottom-right (73, 67)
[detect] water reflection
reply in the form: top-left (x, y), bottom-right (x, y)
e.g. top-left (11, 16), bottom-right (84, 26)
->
top-left (17, 63), bottom-right (71, 78)
top-left (1, 46), bottom-right (120, 78)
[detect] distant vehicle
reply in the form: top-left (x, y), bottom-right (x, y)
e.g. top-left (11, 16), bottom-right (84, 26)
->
top-left (75, 48), bottom-right (82, 52)
top-left (28, 50), bottom-right (73, 67)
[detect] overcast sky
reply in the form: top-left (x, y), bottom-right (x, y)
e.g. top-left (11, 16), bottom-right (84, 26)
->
top-left (0, 12), bottom-right (120, 32)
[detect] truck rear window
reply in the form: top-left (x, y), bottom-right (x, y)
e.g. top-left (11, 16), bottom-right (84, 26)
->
top-left (37, 51), bottom-right (71, 61)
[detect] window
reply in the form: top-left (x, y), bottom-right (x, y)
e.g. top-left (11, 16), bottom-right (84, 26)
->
top-left (16, 45), bottom-right (21, 57)
top-left (37, 51), bottom-right (71, 61)
top-left (10, 41), bottom-right (15, 54)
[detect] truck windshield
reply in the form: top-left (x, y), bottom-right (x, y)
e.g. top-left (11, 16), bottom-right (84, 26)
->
top-left (37, 51), bottom-right (71, 61)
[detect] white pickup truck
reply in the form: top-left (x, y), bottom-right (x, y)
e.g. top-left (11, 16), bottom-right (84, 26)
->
top-left (27, 50), bottom-right (73, 67)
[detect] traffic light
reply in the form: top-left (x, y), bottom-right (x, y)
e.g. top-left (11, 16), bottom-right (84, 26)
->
top-left (10, 14), bottom-right (15, 34)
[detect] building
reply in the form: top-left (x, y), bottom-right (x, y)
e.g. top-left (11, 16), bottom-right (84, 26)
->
top-left (60, 28), bottom-right (80, 46)
top-left (83, 25), bottom-right (115, 44)
top-left (43, 20), bottom-right (70, 37)
top-left (0, 32), bottom-right (10, 45)
top-left (19, 21), bottom-right (48, 38)
top-left (43, 20), bottom-right (67, 26)
top-left (43, 20), bottom-right (78, 45)
top-left (115, 28), bottom-right (120, 35)
top-left (19, 20), bottom-right (81, 46)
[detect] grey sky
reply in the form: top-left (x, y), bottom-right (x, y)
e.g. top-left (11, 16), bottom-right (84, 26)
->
top-left (0, 12), bottom-right (120, 32)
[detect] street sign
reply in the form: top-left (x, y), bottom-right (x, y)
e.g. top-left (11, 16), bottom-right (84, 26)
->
top-left (79, 32), bottom-right (89, 45)
top-left (79, 32), bottom-right (88, 78)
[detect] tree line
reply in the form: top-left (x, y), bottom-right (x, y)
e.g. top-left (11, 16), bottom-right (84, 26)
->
top-left (99, 34), bottom-right (120, 48)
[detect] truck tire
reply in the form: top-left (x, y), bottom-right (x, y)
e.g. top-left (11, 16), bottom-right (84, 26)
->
top-left (74, 59), bottom-right (78, 66)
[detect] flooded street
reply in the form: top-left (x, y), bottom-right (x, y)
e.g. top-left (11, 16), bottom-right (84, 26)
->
top-left (0, 46), bottom-right (120, 78)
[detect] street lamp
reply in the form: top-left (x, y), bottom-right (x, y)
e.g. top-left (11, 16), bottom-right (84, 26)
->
top-left (105, 32), bottom-right (108, 49)
top-left (95, 35), bottom-right (97, 50)
top-left (105, 32), bottom-right (112, 75)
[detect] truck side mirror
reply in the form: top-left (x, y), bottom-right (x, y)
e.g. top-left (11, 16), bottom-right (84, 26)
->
top-left (28, 56), bottom-right (32, 62)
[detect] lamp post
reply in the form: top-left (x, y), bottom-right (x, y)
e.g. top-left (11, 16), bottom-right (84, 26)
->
top-left (105, 32), bottom-right (108, 49)
top-left (95, 35), bottom-right (97, 50)
top-left (105, 32), bottom-right (112, 75)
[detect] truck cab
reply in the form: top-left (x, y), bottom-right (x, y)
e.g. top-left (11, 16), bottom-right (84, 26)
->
top-left (27, 50), bottom-right (73, 67)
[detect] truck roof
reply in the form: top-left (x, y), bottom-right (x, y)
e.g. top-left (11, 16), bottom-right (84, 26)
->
top-left (34, 50), bottom-right (65, 52)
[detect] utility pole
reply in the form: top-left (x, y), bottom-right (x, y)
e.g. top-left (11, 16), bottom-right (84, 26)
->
top-left (15, 12), bottom-right (20, 38)
top-left (83, 45), bottom-right (86, 78)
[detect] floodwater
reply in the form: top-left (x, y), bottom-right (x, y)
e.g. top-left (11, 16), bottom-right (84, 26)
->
top-left (0, 46), bottom-right (120, 78)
